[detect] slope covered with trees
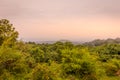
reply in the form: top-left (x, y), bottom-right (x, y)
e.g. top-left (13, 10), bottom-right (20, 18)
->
top-left (0, 19), bottom-right (120, 80)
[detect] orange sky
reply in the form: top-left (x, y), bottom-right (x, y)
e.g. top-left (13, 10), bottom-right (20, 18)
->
top-left (14, 16), bottom-right (120, 42)
top-left (0, 0), bottom-right (120, 42)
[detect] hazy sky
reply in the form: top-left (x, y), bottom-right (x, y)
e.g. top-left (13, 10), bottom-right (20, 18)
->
top-left (0, 0), bottom-right (120, 42)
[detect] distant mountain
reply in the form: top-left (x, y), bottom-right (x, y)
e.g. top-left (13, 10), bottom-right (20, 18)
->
top-left (34, 40), bottom-right (82, 44)
top-left (83, 38), bottom-right (120, 46)
top-left (35, 41), bottom-right (56, 44)
top-left (29, 38), bottom-right (120, 45)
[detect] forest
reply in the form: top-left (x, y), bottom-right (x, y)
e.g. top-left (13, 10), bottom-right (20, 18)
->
top-left (0, 19), bottom-right (120, 80)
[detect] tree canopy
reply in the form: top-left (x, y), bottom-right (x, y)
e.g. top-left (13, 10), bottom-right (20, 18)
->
top-left (0, 19), bottom-right (120, 80)
top-left (0, 19), bottom-right (18, 46)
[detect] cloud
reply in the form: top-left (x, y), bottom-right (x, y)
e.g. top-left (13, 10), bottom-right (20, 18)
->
top-left (0, 0), bottom-right (120, 19)
top-left (0, 0), bottom-right (20, 18)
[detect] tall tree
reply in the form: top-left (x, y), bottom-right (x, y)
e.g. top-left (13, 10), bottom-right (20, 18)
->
top-left (0, 19), bottom-right (19, 46)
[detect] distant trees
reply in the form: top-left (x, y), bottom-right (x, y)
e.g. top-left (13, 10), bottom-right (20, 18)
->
top-left (0, 19), bottom-right (18, 46)
top-left (84, 38), bottom-right (120, 46)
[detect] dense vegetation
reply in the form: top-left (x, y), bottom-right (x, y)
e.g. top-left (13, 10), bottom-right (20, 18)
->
top-left (0, 19), bottom-right (120, 80)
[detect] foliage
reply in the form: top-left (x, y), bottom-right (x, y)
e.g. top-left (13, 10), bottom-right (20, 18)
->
top-left (0, 19), bottom-right (18, 47)
top-left (61, 48), bottom-right (98, 79)
top-left (0, 19), bottom-right (120, 80)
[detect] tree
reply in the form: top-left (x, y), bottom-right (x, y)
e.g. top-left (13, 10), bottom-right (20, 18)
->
top-left (0, 19), bottom-right (19, 46)
top-left (0, 47), bottom-right (30, 79)
top-left (31, 63), bottom-right (55, 80)
top-left (61, 48), bottom-right (98, 79)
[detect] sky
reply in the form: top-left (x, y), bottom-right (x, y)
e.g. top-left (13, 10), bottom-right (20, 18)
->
top-left (0, 0), bottom-right (120, 42)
